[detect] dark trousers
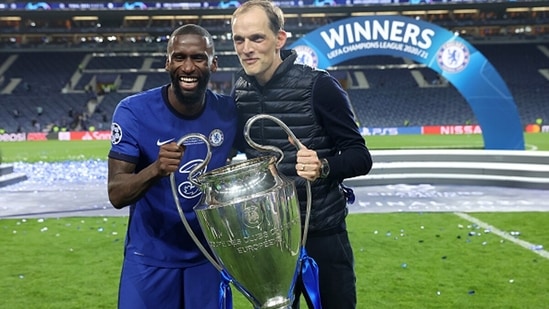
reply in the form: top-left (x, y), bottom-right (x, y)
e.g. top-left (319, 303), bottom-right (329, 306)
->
top-left (292, 229), bottom-right (356, 309)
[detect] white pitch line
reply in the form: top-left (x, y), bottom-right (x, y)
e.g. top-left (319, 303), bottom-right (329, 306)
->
top-left (454, 212), bottom-right (549, 259)
top-left (524, 143), bottom-right (538, 151)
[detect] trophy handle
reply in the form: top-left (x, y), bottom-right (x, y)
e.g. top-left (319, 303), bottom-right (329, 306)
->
top-left (170, 133), bottom-right (267, 307)
top-left (169, 133), bottom-right (224, 272)
top-left (243, 114), bottom-right (313, 246)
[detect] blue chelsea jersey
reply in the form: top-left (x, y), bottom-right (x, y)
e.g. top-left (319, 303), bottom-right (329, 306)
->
top-left (109, 85), bottom-right (237, 267)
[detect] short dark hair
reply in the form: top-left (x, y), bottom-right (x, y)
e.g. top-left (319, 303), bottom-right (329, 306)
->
top-left (167, 24), bottom-right (215, 54)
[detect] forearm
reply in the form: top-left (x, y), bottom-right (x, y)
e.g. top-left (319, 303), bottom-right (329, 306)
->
top-left (326, 146), bottom-right (372, 180)
top-left (312, 75), bottom-right (373, 180)
top-left (108, 164), bottom-right (162, 209)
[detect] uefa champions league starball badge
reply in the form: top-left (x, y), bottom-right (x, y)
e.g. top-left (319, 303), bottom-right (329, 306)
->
top-left (437, 41), bottom-right (470, 73)
top-left (111, 123), bottom-right (122, 144)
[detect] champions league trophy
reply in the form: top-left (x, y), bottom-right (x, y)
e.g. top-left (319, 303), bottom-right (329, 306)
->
top-left (170, 114), bottom-right (321, 309)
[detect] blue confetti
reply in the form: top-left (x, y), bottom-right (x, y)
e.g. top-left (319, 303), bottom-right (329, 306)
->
top-left (4, 160), bottom-right (107, 190)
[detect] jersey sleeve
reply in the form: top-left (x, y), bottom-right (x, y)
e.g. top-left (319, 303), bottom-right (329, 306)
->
top-left (108, 99), bottom-right (140, 164)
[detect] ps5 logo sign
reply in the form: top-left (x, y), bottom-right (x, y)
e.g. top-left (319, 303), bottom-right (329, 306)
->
top-left (361, 127), bottom-right (399, 136)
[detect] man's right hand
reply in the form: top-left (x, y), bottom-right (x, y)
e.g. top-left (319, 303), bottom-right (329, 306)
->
top-left (155, 142), bottom-right (185, 177)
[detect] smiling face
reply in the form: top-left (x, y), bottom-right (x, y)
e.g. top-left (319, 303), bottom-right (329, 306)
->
top-left (165, 33), bottom-right (217, 111)
top-left (231, 6), bottom-right (287, 86)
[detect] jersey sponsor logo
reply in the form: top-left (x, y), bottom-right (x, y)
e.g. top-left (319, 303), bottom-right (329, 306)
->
top-left (436, 41), bottom-right (470, 73)
top-left (111, 123), bottom-right (122, 144)
top-left (177, 159), bottom-right (205, 200)
top-left (156, 138), bottom-right (175, 146)
top-left (209, 129), bottom-right (224, 147)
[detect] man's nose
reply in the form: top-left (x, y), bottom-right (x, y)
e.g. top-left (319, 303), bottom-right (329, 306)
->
top-left (242, 39), bottom-right (253, 53)
top-left (182, 59), bottom-right (195, 72)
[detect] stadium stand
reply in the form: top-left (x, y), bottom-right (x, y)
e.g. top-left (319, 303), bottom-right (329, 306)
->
top-left (347, 43), bottom-right (549, 128)
top-left (0, 1), bottom-right (548, 134)
top-left (475, 43), bottom-right (549, 125)
top-left (0, 42), bottom-right (547, 133)
top-left (349, 86), bottom-right (475, 128)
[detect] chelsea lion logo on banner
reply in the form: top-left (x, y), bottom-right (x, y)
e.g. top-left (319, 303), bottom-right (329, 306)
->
top-left (293, 45), bottom-right (319, 68)
top-left (437, 41), bottom-right (470, 73)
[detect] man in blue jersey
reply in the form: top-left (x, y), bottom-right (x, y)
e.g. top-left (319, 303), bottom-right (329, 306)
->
top-left (107, 24), bottom-right (237, 309)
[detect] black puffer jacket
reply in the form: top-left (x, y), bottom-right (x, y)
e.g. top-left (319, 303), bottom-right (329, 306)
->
top-left (233, 50), bottom-right (348, 234)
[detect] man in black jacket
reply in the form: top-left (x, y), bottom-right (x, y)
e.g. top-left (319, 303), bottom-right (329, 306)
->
top-left (231, 1), bottom-right (373, 308)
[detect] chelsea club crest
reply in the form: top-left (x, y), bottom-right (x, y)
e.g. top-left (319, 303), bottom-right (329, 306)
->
top-left (437, 41), bottom-right (470, 73)
top-left (209, 129), bottom-right (224, 147)
top-left (293, 45), bottom-right (319, 68)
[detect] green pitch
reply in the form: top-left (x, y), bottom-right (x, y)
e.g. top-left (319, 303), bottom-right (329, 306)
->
top-left (1, 133), bottom-right (548, 163)
top-left (0, 133), bottom-right (548, 308)
top-left (1, 213), bottom-right (548, 308)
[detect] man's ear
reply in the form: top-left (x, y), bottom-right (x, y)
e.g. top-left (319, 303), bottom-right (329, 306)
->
top-left (210, 56), bottom-right (218, 73)
top-left (276, 30), bottom-right (288, 50)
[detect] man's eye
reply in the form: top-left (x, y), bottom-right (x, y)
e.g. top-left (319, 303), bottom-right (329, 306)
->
top-left (249, 36), bottom-right (265, 43)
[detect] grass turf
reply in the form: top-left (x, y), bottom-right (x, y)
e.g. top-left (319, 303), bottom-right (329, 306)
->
top-left (1, 213), bottom-right (548, 308)
top-left (1, 133), bottom-right (548, 308)
top-left (1, 133), bottom-right (548, 163)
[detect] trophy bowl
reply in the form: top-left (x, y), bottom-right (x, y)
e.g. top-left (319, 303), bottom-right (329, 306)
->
top-left (194, 156), bottom-right (302, 309)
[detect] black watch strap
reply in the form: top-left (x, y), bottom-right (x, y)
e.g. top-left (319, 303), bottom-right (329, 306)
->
top-left (320, 158), bottom-right (330, 178)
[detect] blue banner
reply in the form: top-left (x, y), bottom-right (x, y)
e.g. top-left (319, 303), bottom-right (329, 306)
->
top-left (290, 16), bottom-right (524, 150)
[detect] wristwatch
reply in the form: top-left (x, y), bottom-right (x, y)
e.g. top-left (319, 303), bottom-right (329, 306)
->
top-left (320, 158), bottom-right (330, 178)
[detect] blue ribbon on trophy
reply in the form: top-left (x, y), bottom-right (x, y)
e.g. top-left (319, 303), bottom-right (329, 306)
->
top-left (218, 269), bottom-right (233, 309)
top-left (300, 247), bottom-right (322, 309)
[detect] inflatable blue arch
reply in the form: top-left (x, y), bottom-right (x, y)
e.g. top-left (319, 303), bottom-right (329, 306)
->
top-left (289, 16), bottom-right (525, 150)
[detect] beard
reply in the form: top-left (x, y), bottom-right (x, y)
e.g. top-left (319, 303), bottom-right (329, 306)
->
top-left (170, 70), bottom-right (211, 106)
